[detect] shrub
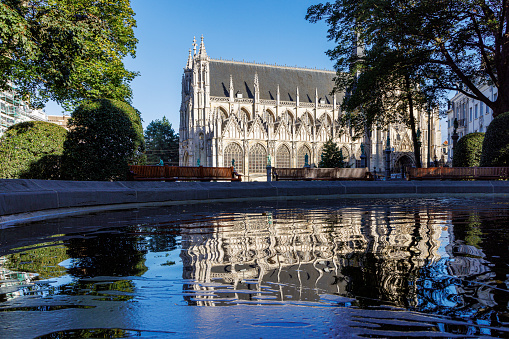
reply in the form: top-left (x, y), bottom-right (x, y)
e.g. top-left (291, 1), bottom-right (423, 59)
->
top-left (61, 99), bottom-right (145, 181)
top-left (452, 132), bottom-right (484, 167)
top-left (480, 112), bottom-right (509, 167)
top-left (0, 121), bottom-right (67, 179)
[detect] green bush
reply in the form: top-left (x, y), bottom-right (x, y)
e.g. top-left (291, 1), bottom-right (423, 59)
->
top-left (452, 132), bottom-right (484, 167)
top-left (480, 112), bottom-right (509, 167)
top-left (0, 121), bottom-right (67, 179)
top-left (62, 99), bottom-right (145, 181)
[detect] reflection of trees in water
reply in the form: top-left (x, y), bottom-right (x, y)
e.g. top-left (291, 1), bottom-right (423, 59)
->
top-left (423, 208), bottom-right (509, 327)
top-left (1, 223), bottom-right (181, 306)
top-left (5, 243), bottom-right (68, 279)
top-left (64, 228), bottom-right (148, 277)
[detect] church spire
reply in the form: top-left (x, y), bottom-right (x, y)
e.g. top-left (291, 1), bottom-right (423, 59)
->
top-left (199, 35), bottom-right (207, 57)
top-left (254, 73), bottom-right (259, 103)
top-left (229, 74), bottom-right (234, 102)
top-left (186, 48), bottom-right (192, 69)
top-left (192, 36), bottom-right (197, 56)
top-left (254, 73), bottom-right (259, 89)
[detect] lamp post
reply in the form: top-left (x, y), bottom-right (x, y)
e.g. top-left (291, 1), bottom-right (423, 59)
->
top-left (385, 133), bottom-right (391, 180)
top-left (451, 118), bottom-right (459, 166)
top-left (428, 110), bottom-right (432, 167)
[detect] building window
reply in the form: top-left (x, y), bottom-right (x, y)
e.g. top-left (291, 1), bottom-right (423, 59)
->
top-left (276, 145), bottom-right (291, 168)
top-left (224, 143), bottom-right (243, 172)
top-left (297, 145), bottom-right (311, 167)
top-left (470, 107), bottom-right (473, 122)
top-left (249, 143), bottom-right (266, 173)
top-left (475, 104), bottom-right (478, 119)
top-left (480, 102), bottom-right (484, 115)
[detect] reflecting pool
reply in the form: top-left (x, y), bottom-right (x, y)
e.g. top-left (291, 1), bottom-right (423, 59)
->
top-left (1, 197), bottom-right (509, 338)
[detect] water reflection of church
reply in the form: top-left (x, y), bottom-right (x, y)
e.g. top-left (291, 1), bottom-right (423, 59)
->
top-left (179, 206), bottom-right (502, 324)
top-left (180, 208), bottom-right (448, 306)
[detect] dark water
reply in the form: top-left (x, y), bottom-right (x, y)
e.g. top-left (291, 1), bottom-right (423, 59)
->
top-left (1, 197), bottom-right (509, 338)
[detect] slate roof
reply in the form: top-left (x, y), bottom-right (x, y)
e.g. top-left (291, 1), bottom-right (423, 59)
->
top-left (209, 60), bottom-right (341, 104)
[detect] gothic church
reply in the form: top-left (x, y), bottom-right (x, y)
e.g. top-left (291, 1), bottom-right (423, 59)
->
top-left (179, 37), bottom-right (441, 181)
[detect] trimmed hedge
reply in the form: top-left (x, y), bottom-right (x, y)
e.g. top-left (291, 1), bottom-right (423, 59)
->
top-left (0, 121), bottom-right (67, 179)
top-left (452, 132), bottom-right (484, 167)
top-left (480, 111), bottom-right (509, 167)
top-left (61, 99), bottom-right (145, 181)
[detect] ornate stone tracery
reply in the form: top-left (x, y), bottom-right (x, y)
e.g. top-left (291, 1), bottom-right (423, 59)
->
top-left (179, 36), bottom-right (441, 179)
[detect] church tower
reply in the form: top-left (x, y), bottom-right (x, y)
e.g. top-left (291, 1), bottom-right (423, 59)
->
top-left (180, 36), bottom-right (211, 167)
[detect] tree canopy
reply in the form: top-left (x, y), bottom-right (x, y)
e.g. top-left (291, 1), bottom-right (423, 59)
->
top-left (452, 132), bottom-right (484, 167)
top-left (0, 0), bottom-right (138, 110)
top-left (144, 116), bottom-right (179, 165)
top-left (62, 99), bottom-right (144, 181)
top-left (307, 0), bottom-right (507, 117)
top-left (0, 121), bottom-right (67, 179)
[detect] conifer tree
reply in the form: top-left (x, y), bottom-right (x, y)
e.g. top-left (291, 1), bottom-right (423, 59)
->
top-left (319, 140), bottom-right (348, 168)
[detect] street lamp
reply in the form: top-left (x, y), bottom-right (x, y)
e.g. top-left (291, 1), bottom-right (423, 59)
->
top-left (385, 132), bottom-right (391, 180)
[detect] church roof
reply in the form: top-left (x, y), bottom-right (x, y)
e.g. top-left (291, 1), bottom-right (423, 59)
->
top-left (209, 60), bottom-right (341, 104)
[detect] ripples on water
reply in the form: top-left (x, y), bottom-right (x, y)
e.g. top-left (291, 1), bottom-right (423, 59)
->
top-left (1, 197), bottom-right (509, 337)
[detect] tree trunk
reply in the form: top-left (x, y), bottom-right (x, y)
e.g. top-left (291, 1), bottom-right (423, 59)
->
top-left (405, 74), bottom-right (422, 168)
top-left (492, 82), bottom-right (509, 118)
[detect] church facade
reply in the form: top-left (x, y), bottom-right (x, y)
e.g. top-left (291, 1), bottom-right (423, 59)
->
top-left (179, 37), bottom-right (441, 181)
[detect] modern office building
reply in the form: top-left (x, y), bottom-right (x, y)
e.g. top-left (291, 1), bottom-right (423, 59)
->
top-left (0, 88), bottom-right (46, 136)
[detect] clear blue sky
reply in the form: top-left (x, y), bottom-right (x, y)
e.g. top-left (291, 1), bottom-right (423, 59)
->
top-left (46, 0), bottom-right (335, 129)
top-left (45, 0), bottom-right (446, 140)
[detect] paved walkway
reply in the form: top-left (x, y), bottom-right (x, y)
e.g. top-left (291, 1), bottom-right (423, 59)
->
top-left (1, 179), bottom-right (508, 226)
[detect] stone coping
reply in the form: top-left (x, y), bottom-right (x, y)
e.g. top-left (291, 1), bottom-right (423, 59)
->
top-left (1, 179), bottom-right (508, 226)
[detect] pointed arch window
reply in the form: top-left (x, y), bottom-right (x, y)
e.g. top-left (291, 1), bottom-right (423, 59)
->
top-left (249, 143), bottom-right (267, 173)
top-left (223, 143), bottom-right (243, 172)
top-left (297, 145), bottom-right (311, 168)
top-left (276, 145), bottom-right (291, 168)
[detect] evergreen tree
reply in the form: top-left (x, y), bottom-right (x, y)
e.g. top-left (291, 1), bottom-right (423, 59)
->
top-left (319, 140), bottom-right (348, 168)
top-left (144, 117), bottom-right (179, 165)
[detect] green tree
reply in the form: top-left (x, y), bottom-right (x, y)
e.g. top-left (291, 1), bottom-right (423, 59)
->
top-left (307, 0), bottom-right (509, 118)
top-left (319, 139), bottom-right (348, 168)
top-left (144, 116), bottom-right (179, 165)
top-left (335, 40), bottom-right (432, 168)
top-left (0, 0), bottom-right (138, 110)
top-left (452, 132), bottom-right (485, 167)
top-left (480, 112), bottom-right (509, 167)
top-left (0, 121), bottom-right (67, 179)
top-left (61, 99), bottom-right (144, 181)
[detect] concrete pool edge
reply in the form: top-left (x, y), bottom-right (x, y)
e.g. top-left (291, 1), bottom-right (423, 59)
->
top-left (1, 179), bottom-right (509, 227)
